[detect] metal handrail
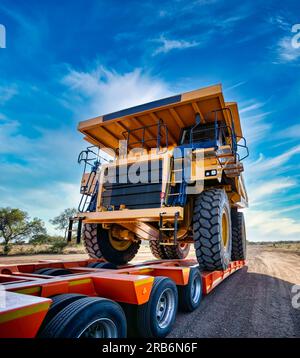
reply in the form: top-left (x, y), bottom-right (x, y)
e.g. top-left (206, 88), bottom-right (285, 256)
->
top-left (77, 146), bottom-right (109, 213)
top-left (187, 123), bottom-right (249, 163)
top-left (122, 119), bottom-right (169, 153)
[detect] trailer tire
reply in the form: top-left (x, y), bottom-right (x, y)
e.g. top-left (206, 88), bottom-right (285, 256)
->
top-left (83, 223), bottom-right (141, 265)
top-left (38, 294), bottom-right (86, 334)
top-left (40, 268), bottom-right (72, 276)
top-left (178, 268), bottom-right (202, 312)
top-left (149, 240), bottom-right (169, 259)
top-left (34, 268), bottom-right (53, 275)
top-left (193, 188), bottom-right (232, 271)
top-left (164, 243), bottom-right (190, 259)
top-left (87, 262), bottom-right (103, 268)
top-left (124, 277), bottom-right (178, 338)
top-left (89, 262), bottom-right (118, 269)
top-left (231, 210), bottom-right (247, 260)
top-left (38, 297), bottom-right (126, 338)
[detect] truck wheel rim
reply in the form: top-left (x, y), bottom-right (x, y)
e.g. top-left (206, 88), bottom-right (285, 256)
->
top-left (155, 288), bottom-right (175, 329)
top-left (221, 210), bottom-right (229, 248)
top-left (191, 275), bottom-right (201, 304)
top-left (109, 230), bottom-right (132, 251)
top-left (78, 318), bottom-right (118, 338)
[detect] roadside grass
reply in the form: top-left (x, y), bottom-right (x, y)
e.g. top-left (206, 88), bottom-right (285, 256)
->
top-left (1, 241), bottom-right (300, 257)
top-left (0, 243), bottom-right (86, 256)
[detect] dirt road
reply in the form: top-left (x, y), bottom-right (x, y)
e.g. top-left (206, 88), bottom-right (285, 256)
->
top-left (169, 246), bottom-right (300, 338)
top-left (1, 246), bottom-right (299, 337)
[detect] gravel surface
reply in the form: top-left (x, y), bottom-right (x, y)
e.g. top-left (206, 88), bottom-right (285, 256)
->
top-left (169, 246), bottom-right (300, 337)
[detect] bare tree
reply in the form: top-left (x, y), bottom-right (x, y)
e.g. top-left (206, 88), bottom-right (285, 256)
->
top-left (50, 208), bottom-right (77, 237)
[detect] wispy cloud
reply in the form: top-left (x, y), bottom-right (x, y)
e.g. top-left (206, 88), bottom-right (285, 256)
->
top-left (277, 124), bottom-right (300, 139)
top-left (249, 178), bottom-right (296, 204)
top-left (248, 145), bottom-right (300, 174)
top-left (269, 15), bottom-right (291, 32)
top-left (239, 100), bottom-right (271, 145)
top-left (152, 36), bottom-right (200, 55)
top-left (226, 81), bottom-right (247, 91)
top-left (61, 65), bottom-right (172, 118)
top-left (240, 101), bottom-right (265, 114)
top-left (0, 84), bottom-right (18, 105)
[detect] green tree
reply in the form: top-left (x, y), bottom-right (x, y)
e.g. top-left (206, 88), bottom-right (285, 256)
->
top-left (29, 233), bottom-right (52, 245)
top-left (50, 208), bottom-right (77, 236)
top-left (0, 208), bottom-right (46, 255)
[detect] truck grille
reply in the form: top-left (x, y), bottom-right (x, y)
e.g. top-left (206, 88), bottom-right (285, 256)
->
top-left (101, 159), bottom-right (162, 210)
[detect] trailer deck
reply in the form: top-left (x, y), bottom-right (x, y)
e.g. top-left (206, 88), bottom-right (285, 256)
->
top-left (0, 258), bottom-right (245, 338)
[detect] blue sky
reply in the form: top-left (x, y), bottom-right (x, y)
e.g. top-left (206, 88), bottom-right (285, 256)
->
top-left (0, 0), bottom-right (300, 241)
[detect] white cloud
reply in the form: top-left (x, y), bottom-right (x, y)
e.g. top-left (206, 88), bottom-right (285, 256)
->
top-left (245, 144), bottom-right (300, 241)
top-left (277, 124), bottom-right (300, 139)
top-left (240, 102), bottom-right (265, 114)
top-left (0, 84), bottom-right (18, 105)
top-left (153, 36), bottom-right (200, 55)
top-left (61, 66), bottom-right (172, 118)
top-left (245, 209), bottom-right (300, 242)
top-left (248, 145), bottom-right (300, 175)
top-left (249, 179), bottom-right (296, 205)
top-left (0, 117), bottom-right (84, 233)
top-left (1, 66), bottom-right (173, 233)
top-left (0, 182), bottom-right (80, 234)
top-left (275, 36), bottom-right (300, 63)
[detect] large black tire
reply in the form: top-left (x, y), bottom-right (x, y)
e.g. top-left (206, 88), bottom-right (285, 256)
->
top-left (231, 210), bottom-right (247, 260)
top-left (83, 224), bottom-right (141, 265)
top-left (193, 188), bottom-right (232, 271)
top-left (38, 294), bottom-right (86, 334)
top-left (164, 243), bottom-right (190, 259)
top-left (178, 268), bottom-right (202, 312)
top-left (38, 297), bottom-right (126, 338)
top-left (149, 240), bottom-right (168, 259)
top-left (123, 277), bottom-right (178, 338)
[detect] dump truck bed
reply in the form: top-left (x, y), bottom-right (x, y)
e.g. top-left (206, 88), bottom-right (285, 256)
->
top-left (78, 84), bottom-right (243, 150)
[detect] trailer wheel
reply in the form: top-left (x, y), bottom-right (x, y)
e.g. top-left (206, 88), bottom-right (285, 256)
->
top-left (38, 293), bottom-right (86, 334)
top-left (178, 268), bottom-right (202, 312)
top-left (39, 268), bottom-right (72, 276)
top-left (164, 243), bottom-right (190, 259)
top-left (124, 277), bottom-right (178, 338)
top-left (39, 297), bottom-right (126, 338)
top-left (83, 223), bottom-right (141, 265)
top-left (34, 268), bottom-right (53, 275)
top-left (231, 210), bottom-right (247, 260)
top-left (193, 188), bottom-right (232, 271)
top-left (149, 240), bottom-right (168, 259)
top-left (88, 262), bottom-right (118, 269)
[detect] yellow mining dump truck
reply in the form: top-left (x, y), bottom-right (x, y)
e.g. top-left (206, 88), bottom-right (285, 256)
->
top-left (71, 84), bottom-right (249, 271)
